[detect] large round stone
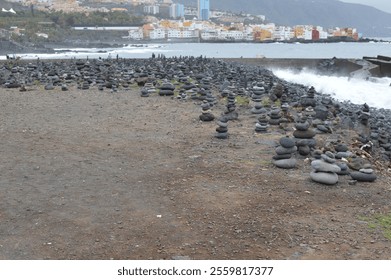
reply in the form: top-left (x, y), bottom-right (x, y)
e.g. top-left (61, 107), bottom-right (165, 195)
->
top-left (296, 145), bottom-right (310, 156)
top-left (311, 160), bottom-right (341, 173)
top-left (310, 171), bottom-right (339, 185)
top-left (199, 113), bottom-right (215, 122)
top-left (272, 158), bottom-right (297, 169)
top-left (350, 171), bottom-right (377, 182)
top-left (295, 121), bottom-right (310, 131)
top-left (279, 136), bottom-right (296, 148)
top-left (293, 129), bottom-right (316, 139)
top-left (335, 143), bottom-right (349, 153)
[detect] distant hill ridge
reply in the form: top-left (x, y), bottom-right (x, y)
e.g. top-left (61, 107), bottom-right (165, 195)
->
top-left (179, 0), bottom-right (391, 37)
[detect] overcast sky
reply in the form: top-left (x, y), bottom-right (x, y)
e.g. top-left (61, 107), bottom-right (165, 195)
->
top-left (341, 0), bottom-right (391, 13)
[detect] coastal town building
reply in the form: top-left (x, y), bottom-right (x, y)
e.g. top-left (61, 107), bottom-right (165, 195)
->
top-left (133, 19), bottom-right (360, 42)
top-left (2, 0), bottom-right (361, 43)
top-left (169, 3), bottom-right (185, 19)
top-left (198, 0), bottom-right (210, 21)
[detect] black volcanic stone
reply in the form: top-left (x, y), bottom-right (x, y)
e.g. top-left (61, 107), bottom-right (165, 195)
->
top-left (279, 136), bottom-right (295, 148)
top-left (216, 126), bottom-right (228, 133)
top-left (200, 113), bottom-right (215, 122)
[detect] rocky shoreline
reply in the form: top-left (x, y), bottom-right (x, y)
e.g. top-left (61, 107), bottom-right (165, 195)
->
top-left (1, 57), bottom-right (390, 169)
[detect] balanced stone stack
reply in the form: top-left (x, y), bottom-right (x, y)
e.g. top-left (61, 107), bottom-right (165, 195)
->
top-left (268, 107), bottom-right (282, 126)
top-left (350, 163), bottom-right (377, 182)
top-left (359, 103), bottom-right (370, 125)
top-left (205, 91), bottom-right (217, 107)
top-left (158, 80), bottom-right (175, 96)
top-left (293, 118), bottom-right (316, 156)
top-left (140, 82), bottom-right (156, 97)
top-left (269, 83), bottom-right (284, 102)
top-left (272, 136), bottom-right (297, 169)
top-left (310, 151), bottom-right (341, 185)
top-left (199, 100), bottom-right (215, 122)
top-left (301, 86), bottom-right (317, 108)
top-left (251, 85), bottom-right (266, 115)
top-left (224, 92), bottom-right (238, 120)
top-left (334, 142), bottom-right (353, 159)
top-left (215, 118), bottom-right (229, 139)
top-left (255, 113), bottom-right (269, 133)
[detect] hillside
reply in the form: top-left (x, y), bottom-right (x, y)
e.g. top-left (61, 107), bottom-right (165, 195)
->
top-left (179, 0), bottom-right (391, 37)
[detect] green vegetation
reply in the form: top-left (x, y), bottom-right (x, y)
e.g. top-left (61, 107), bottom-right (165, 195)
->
top-left (0, 9), bottom-right (144, 43)
top-left (235, 95), bottom-right (250, 106)
top-left (360, 213), bottom-right (391, 240)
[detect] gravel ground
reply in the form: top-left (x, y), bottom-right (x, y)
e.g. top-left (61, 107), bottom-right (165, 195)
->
top-left (0, 85), bottom-right (391, 260)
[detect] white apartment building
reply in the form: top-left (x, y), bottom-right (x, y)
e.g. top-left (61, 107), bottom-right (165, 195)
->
top-left (167, 29), bottom-right (199, 39)
top-left (127, 28), bottom-right (144, 40)
top-left (273, 26), bottom-right (294, 41)
top-left (149, 28), bottom-right (166, 39)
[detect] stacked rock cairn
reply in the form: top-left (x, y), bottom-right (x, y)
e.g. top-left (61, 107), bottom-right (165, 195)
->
top-left (224, 92), bottom-right (239, 120)
top-left (268, 106), bottom-right (282, 126)
top-left (158, 79), bottom-right (175, 96)
top-left (272, 136), bottom-right (297, 169)
top-left (199, 100), bottom-right (215, 122)
top-left (293, 118), bottom-right (317, 157)
top-left (334, 142), bottom-right (352, 176)
top-left (140, 82), bottom-right (156, 97)
top-left (310, 151), bottom-right (341, 185)
top-left (255, 113), bottom-right (269, 133)
top-left (215, 118), bottom-right (229, 139)
top-left (250, 85), bottom-right (266, 115)
top-left (350, 162), bottom-right (377, 182)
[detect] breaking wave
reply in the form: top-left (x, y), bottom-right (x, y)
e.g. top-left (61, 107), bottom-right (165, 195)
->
top-left (273, 69), bottom-right (391, 109)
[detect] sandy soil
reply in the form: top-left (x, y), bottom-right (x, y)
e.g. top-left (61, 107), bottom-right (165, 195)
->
top-left (0, 85), bottom-right (391, 260)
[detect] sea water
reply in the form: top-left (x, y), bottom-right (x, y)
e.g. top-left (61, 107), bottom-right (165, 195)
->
top-left (274, 69), bottom-right (391, 109)
top-left (1, 41), bottom-right (391, 60)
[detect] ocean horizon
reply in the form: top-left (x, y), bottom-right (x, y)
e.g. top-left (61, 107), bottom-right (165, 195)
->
top-left (1, 41), bottom-right (391, 61)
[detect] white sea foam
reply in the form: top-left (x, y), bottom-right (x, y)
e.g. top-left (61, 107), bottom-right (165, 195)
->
top-left (273, 69), bottom-right (391, 109)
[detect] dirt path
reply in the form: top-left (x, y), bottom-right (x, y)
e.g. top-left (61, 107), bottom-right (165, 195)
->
top-left (0, 86), bottom-right (390, 259)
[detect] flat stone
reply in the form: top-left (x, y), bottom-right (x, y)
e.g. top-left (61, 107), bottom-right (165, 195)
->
top-left (350, 171), bottom-right (377, 182)
top-left (273, 158), bottom-right (297, 169)
top-left (310, 171), bottom-right (339, 185)
top-left (311, 160), bottom-right (341, 173)
top-left (321, 154), bottom-right (336, 164)
top-left (279, 136), bottom-right (296, 148)
top-left (272, 154), bottom-right (292, 160)
top-left (216, 121), bottom-right (228, 128)
top-left (275, 146), bottom-right (297, 155)
top-left (293, 129), bottom-right (316, 139)
top-left (335, 151), bottom-right (353, 159)
top-left (215, 132), bottom-right (228, 139)
top-left (216, 127), bottom-right (228, 133)
top-left (359, 168), bottom-right (374, 174)
top-left (295, 138), bottom-right (317, 148)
